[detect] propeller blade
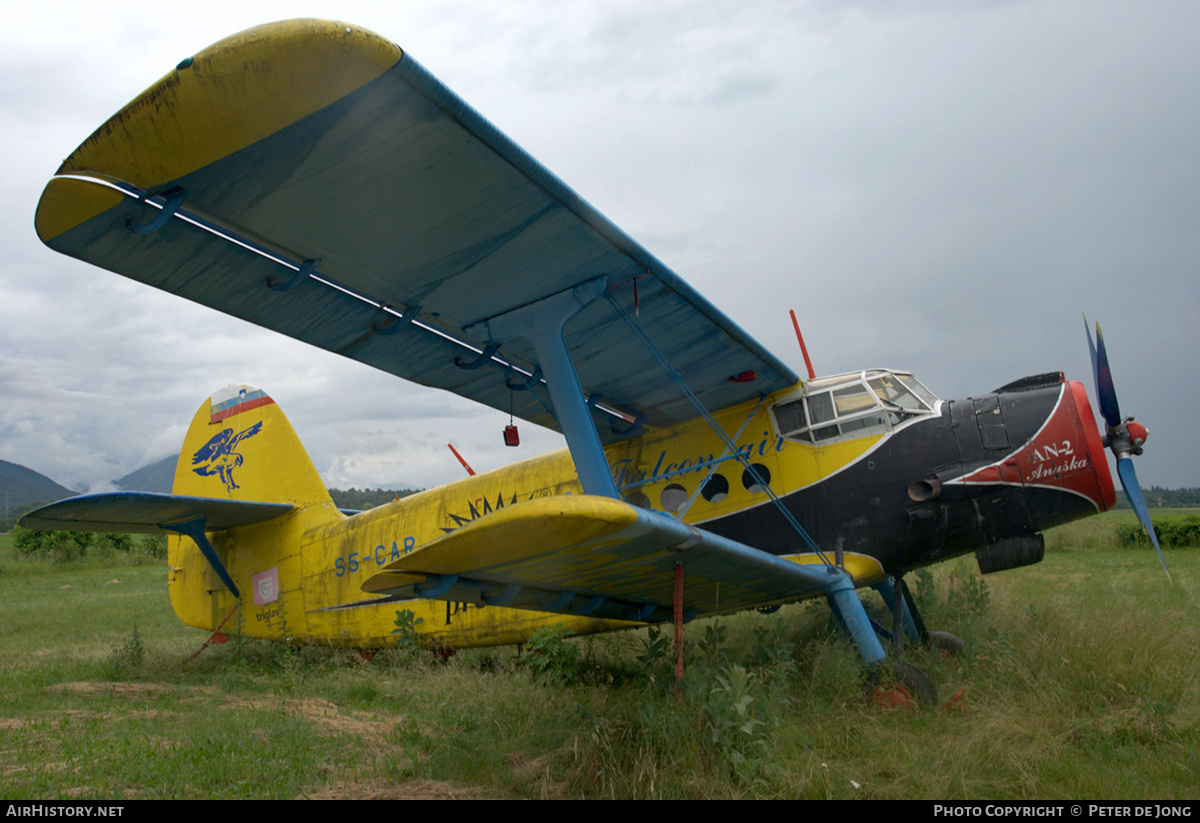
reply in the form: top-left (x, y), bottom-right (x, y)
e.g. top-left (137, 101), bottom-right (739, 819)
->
top-left (1092, 322), bottom-right (1122, 429)
top-left (1116, 457), bottom-right (1171, 583)
top-left (1083, 313), bottom-right (1099, 404)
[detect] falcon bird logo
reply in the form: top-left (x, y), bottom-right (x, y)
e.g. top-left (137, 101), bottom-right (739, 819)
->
top-left (191, 422), bottom-right (263, 491)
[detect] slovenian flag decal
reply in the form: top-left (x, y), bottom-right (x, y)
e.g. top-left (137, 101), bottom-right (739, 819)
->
top-left (209, 384), bottom-right (275, 424)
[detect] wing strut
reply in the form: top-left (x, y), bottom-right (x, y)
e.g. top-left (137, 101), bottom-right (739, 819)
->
top-left (164, 515), bottom-right (241, 599)
top-left (469, 276), bottom-right (619, 498)
top-left (604, 291), bottom-right (833, 565)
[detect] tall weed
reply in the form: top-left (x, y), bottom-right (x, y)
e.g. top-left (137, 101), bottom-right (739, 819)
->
top-left (519, 623), bottom-right (580, 683)
top-left (100, 624), bottom-right (144, 680)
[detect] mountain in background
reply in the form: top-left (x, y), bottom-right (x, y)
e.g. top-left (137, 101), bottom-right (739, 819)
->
top-left (0, 460), bottom-right (78, 522)
top-left (114, 455), bottom-right (177, 494)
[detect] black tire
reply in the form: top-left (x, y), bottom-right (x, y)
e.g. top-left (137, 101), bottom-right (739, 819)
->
top-left (894, 661), bottom-right (938, 707)
top-left (865, 661), bottom-right (938, 709)
top-left (927, 631), bottom-right (965, 656)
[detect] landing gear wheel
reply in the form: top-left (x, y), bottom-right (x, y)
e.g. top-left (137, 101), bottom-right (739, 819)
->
top-left (867, 661), bottom-right (938, 709)
top-left (927, 631), bottom-right (965, 657)
top-left (894, 661), bottom-right (938, 707)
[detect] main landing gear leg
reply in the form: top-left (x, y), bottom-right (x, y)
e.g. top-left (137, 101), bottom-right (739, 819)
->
top-left (841, 575), bottom-right (937, 707)
top-left (873, 576), bottom-right (965, 657)
top-left (872, 577), bottom-right (922, 650)
top-left (824, 572), bottom-right (886, 666)
top-left (825, 574), bottom-right (937, 707)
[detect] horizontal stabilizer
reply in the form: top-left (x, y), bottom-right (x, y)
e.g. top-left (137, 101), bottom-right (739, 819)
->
top-left (362, 495), bottom-right (837, 624)
top-left (19, 491), bottom-right (293, 534)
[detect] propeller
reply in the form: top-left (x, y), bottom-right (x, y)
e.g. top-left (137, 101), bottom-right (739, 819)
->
top-left (1083, 315), bottom-right (1170, 582)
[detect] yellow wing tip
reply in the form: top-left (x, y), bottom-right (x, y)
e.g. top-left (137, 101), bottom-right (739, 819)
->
top-left (35, 177), bottom-right (126, 243)
top-left (57, 19), bottom-right (403, 190)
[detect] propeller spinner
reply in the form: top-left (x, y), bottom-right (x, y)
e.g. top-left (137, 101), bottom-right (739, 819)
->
top-left (1083, 315), bottom-right (1170, 581)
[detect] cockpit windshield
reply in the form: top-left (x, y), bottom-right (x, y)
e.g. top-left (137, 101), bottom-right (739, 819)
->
top-left (770, 369), bottom-right (940, 444)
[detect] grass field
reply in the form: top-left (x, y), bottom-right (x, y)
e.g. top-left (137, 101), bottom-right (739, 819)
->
top-left (0, 511), bottom-right (1196, 799)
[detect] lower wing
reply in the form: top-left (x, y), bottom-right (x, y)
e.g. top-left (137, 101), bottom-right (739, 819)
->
top-left (362, 495), bottom-right (835, 624)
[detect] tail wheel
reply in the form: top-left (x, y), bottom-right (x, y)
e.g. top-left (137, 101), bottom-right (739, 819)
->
top-left (927, 630), bottom-right (965, 658)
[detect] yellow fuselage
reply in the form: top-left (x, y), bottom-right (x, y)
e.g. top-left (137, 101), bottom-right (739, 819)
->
top-left (167, 387), bottom-right (888, 648)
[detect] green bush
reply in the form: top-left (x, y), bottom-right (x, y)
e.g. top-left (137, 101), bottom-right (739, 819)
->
top-left (11, 526), bottom-right (81, 561)
top-left (102, 625), bottom-right (145, 680)
top-left (139, 533), bottom-right (168, 559)
top-left (9, 527), bottom-right (142, 562)
top-left (391, 608), bottom-right (424, 661)
top-left (1118, 514), bottom-right (1200, 548)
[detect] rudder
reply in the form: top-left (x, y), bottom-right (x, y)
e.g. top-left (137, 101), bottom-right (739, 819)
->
top-left (173, 384), bottom-right (333, 508)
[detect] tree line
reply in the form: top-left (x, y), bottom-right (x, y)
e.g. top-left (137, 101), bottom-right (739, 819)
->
top-left (1116, 486), bottom-right (1200, 509)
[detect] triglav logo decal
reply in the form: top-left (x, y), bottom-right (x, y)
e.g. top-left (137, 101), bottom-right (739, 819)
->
top-left (252, 567), bottom-right (279, 606)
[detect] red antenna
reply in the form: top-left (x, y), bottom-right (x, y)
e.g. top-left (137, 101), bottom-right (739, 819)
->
top-left (447, 443), bottom-right (476, 476)
top-left (789, 309), bottom-right (816, 380)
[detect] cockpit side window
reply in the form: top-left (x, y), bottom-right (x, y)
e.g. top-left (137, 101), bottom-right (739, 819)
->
top-left (868, 375), bottom-right (924, 412)
top-left (833, 384), bottom-right (875, 415)
top-left (807, 392), bottom-right (835, 425)
top-left (770, 370), bottom-right (940, 445)
top-left (773, 397), bottom-right (807, 433)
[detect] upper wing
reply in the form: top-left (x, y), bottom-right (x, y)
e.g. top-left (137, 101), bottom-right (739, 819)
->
top-left (35, 19), bottom-right (798, 441)
top-left (362, 495), bottom-right (833, 623)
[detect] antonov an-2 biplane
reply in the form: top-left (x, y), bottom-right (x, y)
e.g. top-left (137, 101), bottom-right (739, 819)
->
top-left (24, 19), bottom-right (1163, 701)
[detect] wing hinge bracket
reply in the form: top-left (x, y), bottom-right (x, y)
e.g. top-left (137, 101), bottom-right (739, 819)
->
top-left (267, 258), bottom-right (320, 292)
top-left (128, 189), bottom-right (186, 235)
top-left (455, 343), bottom-right (499, 370)
top-left (506, 366), bottom-right (542, 391)
top-left (610, 410), bottom-right (645, 438)
top-left (373, 305), bottom-right (419, 335)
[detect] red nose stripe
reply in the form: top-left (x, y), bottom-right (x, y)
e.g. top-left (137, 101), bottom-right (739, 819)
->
top-left (1070, 380), bottom-right (1116, 510)
top-left (959, 382), bottom-right (1115, 511)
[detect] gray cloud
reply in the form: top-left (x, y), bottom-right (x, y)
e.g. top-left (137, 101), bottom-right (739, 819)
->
top-left (1, 0), bottom-right (1196, 493)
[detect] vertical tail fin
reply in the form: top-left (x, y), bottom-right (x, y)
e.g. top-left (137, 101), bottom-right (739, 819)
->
top-left (173, 384), bottom-right (333, 508)
top-left (168, 385), bottom-right (333, 638)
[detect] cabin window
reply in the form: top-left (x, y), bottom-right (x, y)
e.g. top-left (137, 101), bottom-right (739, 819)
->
top-left (868, 375), bottom-right (925, 413)
top-left (773, 398), bottom-right (806, 433)
top-left (902, 375), bottom-right (938, 409)
top-left (625, 491), bottom-right (651, 509)
top-left (742, 464), bottom-right (771, 493)
top-left (660, 484), bottom-right (688, 513)
top-left (839, 413), bottom-right (888, 434)
top-left (833, 384), bottom-right (875, 416)
top-left (701, 474), bottom-right (729, 503)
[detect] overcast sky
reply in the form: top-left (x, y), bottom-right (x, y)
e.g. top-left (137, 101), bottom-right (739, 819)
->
top-left (1, 0), bottom-right (1197, 494)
